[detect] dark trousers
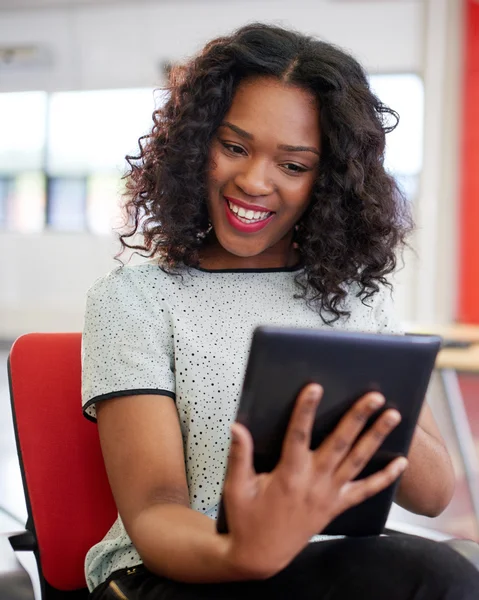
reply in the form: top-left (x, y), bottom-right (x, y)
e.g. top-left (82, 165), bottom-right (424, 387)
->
top-left (90, 534), bottom-right (479, 599)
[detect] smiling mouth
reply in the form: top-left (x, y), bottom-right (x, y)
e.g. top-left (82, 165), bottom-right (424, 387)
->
top-left (225, 198), bottom-right (273, 224)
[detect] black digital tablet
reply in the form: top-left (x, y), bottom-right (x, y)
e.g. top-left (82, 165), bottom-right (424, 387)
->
top-left (216, 326), bottom-right (441, 537)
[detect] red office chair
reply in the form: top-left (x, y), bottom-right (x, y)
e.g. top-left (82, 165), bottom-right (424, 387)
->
top-left (6, 333), bottom-right (117, 599)
top-left (4, 333), bottom-right (479, 600)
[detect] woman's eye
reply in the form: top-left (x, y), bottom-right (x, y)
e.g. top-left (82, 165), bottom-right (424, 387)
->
top-left (221, 142), bottom-right (246, 156)
top-left (283, 163), bottom-right (308, 174)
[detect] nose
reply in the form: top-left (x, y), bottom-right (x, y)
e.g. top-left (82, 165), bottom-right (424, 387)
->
top-left (234, 158), bottom-right (275, 197)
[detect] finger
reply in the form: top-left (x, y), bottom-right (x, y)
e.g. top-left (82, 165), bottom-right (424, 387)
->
top-left (337, 456), bottom-right (408, 512)
top-left (279, 383), bottom-right (322, 472)
top-left (314, 392), bottom-right (385, 472)
top-left (334, 408), bottom-right (402, 483)
top-left (224, 422), bottom-right (255, 496)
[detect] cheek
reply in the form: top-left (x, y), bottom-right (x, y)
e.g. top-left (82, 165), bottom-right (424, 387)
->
top-left (283, 178), bottom-right (316, 214)
top-left (207, 154), bottom-right (218, 184)
top-left (208, 149), bottom-right (232, 185)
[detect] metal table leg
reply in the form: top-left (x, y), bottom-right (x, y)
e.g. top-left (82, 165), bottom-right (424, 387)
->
top-left (0, 535), bottom-right (35, 600)
top-left (440, 368), bottom-right (479, 528)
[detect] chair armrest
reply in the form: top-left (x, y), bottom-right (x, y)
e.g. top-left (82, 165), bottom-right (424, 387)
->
top-left (443, 539), bottom-right (479, 571)
top-left (385, 520), bottom-right (452, 541)
top-left (8, 532), bottom-right (36, 553)
top-left (386, 522), bottom-right (479, 571)
top-left (0, 533), bottom-right (35, 600)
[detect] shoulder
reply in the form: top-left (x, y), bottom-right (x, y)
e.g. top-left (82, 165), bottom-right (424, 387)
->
top-left (86, 260), bottom-right (182, 305)
top-left (339, 281), bottom-right (403, 334)
top-left (82, 261), bottom-right (179, 355)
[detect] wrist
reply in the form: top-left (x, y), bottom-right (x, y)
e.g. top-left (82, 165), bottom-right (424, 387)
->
top-left (220, 534), bottom-right (281, 581)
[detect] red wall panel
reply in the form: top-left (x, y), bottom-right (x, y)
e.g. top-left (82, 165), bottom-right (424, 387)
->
top-left (459, 0), bottom-right (479, 322)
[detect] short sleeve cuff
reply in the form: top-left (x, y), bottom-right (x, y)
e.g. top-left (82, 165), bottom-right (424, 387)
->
top-left (83, 388), bottom-right (176, 422)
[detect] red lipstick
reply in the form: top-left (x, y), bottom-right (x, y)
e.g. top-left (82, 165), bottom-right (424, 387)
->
top-left (223, 196), bottom-right (273, 213)
top-left (223, 196), bottom-right (275, 234)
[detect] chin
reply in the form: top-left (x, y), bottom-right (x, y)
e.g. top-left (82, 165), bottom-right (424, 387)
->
top-left (218, 236), bottom-right (264, 258)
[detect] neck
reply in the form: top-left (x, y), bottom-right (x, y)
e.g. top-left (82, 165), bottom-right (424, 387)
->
top-left (199, 234), bottom-right (299, 271)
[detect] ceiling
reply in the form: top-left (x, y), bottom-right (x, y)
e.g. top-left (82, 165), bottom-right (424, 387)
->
top-left (0, 0), bottom-right (173, 9)
top-left (0, 0), bottom-right (414, 10)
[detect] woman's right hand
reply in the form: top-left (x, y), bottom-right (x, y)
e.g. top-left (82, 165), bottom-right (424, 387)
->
top-left (222, 383), bottom-right (408, 579)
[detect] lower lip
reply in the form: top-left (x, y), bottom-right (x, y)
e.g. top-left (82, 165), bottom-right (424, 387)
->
top-left (223, 199), bottom-right (275, 233)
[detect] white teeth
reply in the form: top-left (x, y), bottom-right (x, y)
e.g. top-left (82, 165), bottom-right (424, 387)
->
top-left (227, 200), bottom-right (271, 223)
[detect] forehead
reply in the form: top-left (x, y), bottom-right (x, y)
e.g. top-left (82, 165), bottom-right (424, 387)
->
top-left (224, 77), bottom-right (320, 147)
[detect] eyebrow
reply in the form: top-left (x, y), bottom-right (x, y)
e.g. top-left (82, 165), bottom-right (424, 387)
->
top-left (221, 121), bottom-right (320, 156)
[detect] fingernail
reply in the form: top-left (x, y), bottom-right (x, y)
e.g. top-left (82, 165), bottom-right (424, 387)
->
top-left (307, 384), bottom-right (322, 399)
top-left (386, 410), bottom-right (401, 426)
top-left (230, 423), bottom-right (239, 442)
top-left (394, 457), bottom-right (408, 474)
top-left (368, 394), bottom-right (385, 409)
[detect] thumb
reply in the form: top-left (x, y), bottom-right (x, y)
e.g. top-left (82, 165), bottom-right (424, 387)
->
top-left (225, 422), bottom-right (255, 491)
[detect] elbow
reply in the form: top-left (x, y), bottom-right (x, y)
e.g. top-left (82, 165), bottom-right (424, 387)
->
top-left (436, 463), bottom-right (456, 516)
top-left (423, 502), bottom-right (449, 519)
top-left (419, 445), bottom-right (456, 518)
top-left (424, 476), bottom-right (456, 518)
top-left (398, 467), bottom-right (456, 518)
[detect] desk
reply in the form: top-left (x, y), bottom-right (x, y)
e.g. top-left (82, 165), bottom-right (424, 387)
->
top-left (437, 345), bottom-right (479, 371)
top-left (407, 324), bottom-right (479, 529)
top-left (406, 323), bottom-right (479, 344)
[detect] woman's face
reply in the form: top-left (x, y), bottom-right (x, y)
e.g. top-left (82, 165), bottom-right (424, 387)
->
top-left (206, 76), bottom-right (321, 266)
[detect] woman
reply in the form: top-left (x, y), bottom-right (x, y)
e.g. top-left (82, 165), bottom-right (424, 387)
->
top-left (82, 23), bottom-right (477, 599)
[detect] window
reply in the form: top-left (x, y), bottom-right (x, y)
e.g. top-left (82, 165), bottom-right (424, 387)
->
top-left (47, 88), bottom-right (158, 174)
top-left (0, 177), bottom-right (14, 228)
top-left (369, 74), bottom-right (424, 202)
top-left (86, 173), bottom-right (126, 234)
top-left (0, 91), bottom-right (47, 172)
top-left (0, 79), bottom-right (423, 232)
top-left (6, 173), bottom-right (46, 233)
top-left (47, 177), bottom-right (87, 231)
top-left (45, 88), bottom-right (160, 233)
top-left (0, 87), bottom-right (159, 233)
top-left (0, 92), bottom-right (47, 232)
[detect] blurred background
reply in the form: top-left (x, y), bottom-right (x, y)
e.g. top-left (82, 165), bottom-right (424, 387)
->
top-left (0, 0), bottom-right (473, 335)
top-left (1, 0), bottom-right (479, 592)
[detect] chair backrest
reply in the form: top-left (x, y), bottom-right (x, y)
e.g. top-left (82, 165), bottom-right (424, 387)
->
top-left (8, 333), bottom-right (117, 592)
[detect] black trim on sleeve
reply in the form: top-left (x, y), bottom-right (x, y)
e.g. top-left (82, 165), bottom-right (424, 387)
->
top-left (82, 388), bottom-right (176, 422)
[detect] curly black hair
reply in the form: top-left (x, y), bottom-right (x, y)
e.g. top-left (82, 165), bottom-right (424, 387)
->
top-left (120, 23), bottom-right (412, 322)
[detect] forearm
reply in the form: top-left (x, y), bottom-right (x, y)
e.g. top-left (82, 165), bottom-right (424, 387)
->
top-left (128, 503), bottom-right (261, 584)
top-left (395, 424), bottom-right (455, 517)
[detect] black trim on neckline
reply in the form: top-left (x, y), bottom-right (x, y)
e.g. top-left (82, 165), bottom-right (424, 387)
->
top-left (192, 264), bottom-right (304, 274)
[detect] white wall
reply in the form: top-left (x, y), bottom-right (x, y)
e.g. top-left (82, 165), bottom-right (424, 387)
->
top-left (1, 0), bottom-right (456, 338)
top-left (417, 0), bottom-right (464, 325)
top-left (0, 0), bottom-right (422, 94)
top-left (0, 233), bottom-right (118, 337)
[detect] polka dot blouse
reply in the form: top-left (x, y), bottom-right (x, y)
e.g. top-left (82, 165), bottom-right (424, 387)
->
top-left (81, 259), bottom-right (402, 591)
